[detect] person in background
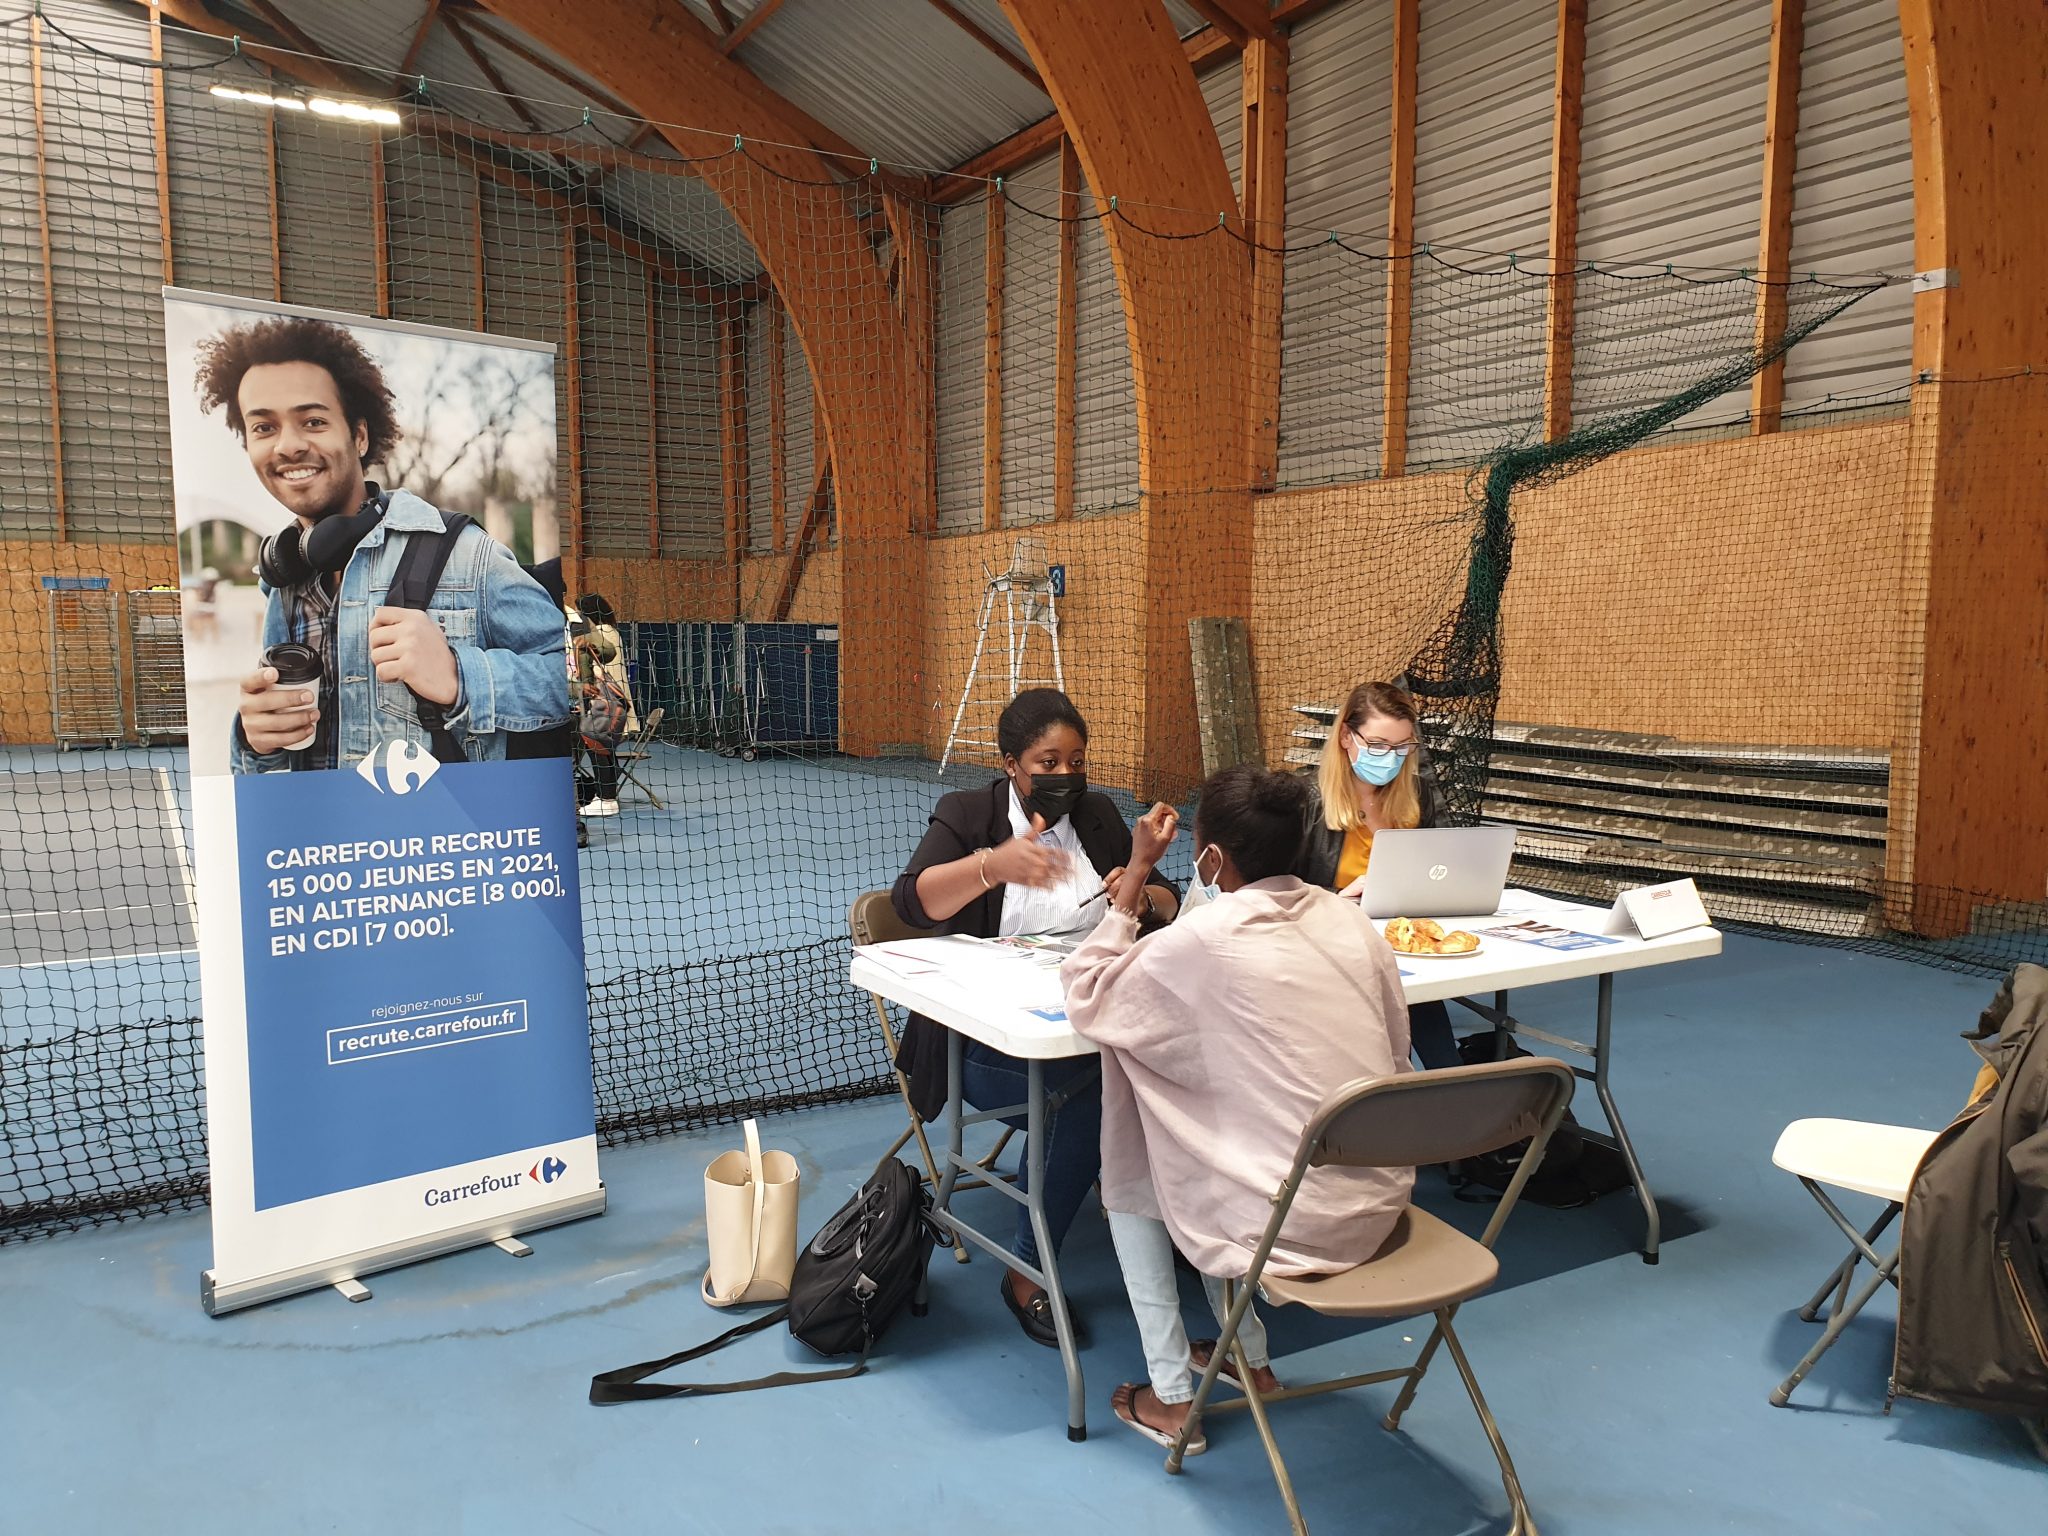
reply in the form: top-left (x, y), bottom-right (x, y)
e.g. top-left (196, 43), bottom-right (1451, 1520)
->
top-left (1063, 765), bottom-right (1414, 1453)
top-left (1299, 680), bottom-right (1462, 1069)
top-left (892, 688), bottom-right (1179, 1348)
top-left (570, 592), bottom-right (636, 819)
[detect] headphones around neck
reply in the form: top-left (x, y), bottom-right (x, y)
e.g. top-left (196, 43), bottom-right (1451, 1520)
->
top-left (256, 488), bottom-right (390, 590)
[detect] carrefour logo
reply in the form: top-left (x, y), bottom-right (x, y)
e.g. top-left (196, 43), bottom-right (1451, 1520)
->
top-left (356, 738), bottom-right (439, 795)
top-left (421, 1157), bottom-right (566, 1208)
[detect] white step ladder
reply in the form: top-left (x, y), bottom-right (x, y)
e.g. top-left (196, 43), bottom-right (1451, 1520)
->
top-left (940, 537), bottom-right (1064, 773)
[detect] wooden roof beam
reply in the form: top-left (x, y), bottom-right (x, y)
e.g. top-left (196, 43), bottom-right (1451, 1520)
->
top-left (442, 8), bottom-right (544, 131)
top-left (395, 0), bottom-right (443, 88)
top-left (924, 0), bottom-right (1046, 94)
top-left (935, 6), bottom-right (1325, 203)
top-left (449, 7), bottom-right (648, 127)
top-left (1184, 1), bottom-right (1282, 48)
top-left (152, 0), bottom-right (368, 94)
top-left (720, 0), bottom-right (787, 56)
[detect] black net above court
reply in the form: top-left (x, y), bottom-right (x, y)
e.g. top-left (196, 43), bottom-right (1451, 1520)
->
top-left (3, 5), bottom-right (2039, 1247)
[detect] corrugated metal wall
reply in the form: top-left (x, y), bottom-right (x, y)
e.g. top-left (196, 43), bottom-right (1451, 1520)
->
top-left (934, 199), bottom-right (985, 531)
top-left (1072, 171), bottom-right (1139, 516)
top-left (37, 2), bottom-right (169, 541)
top-left (1408, 0), bottom-right (1555, 467)
top-left (1780, 0), bottom-right (1913, 417)
top-left (653, 282), bottom-right (722, 559)
top-left (1277, 0), bottom-right (1395, 485)
top-left (1201, 58), bottom-right (1243, 195)
top-left (1572, 0), bottom-right (1774, 431)
top-left (163, 29), bottom-right (272, 304)
top-left (1000, 150), bottom-right (1061, 526)
top-left (744, 301), bottom-right (774, 553)
top-left (0, 21), bottom-right (59, 537)
top-left (575, 235), bottom-right (652, 559)
top-left (274, 115), bottom-right (377, 317)
top-left (385, 143), bottom-right (476, 331)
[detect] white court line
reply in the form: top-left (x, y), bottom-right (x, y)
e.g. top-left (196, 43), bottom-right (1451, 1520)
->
top-left (156, 765), bottom-right (201, 924)
top-left (1, 946), bottom-right (199, 971)
top-left (1, 903), bottom-right (164, 922)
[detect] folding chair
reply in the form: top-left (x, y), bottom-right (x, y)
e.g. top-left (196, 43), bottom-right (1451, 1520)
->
top-left (1767, 1117), bottom-right (1937, 1407)
top-left (848, 892), bottom-right (1013, 1264)
top-left (1169, 1056), bottom-right (1576, 1536)
top-left (614, 706), bottom-right (666, 809)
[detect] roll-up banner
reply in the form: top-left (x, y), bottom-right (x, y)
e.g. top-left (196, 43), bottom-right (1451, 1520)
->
top-left (162, 288), bottom-right (603, 1314)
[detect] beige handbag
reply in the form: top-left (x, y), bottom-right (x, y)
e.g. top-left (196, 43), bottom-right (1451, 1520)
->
top-left (701, 1118), bottom-right (801, 1308)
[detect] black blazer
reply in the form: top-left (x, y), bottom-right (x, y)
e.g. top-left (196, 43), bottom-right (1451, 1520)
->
top-left (888, 779), bottom-right (1174, 1121)
top-left (1294, 759), bottom-right (1445, 890)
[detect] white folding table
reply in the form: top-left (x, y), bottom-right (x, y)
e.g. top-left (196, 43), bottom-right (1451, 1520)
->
top-left (848, 892), bottom-right (1721, 1441)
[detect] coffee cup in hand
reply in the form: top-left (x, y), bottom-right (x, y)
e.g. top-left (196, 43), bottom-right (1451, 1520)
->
top-left (261, 642), bottom-right (323, 752)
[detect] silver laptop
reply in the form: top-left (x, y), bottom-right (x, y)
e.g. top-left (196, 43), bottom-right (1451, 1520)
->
top-left (1355, 826), bottom-right (1517, 919)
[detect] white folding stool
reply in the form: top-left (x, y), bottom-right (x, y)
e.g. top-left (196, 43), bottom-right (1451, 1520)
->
top-left (1769, 1117), bottom-right (1938, 1406)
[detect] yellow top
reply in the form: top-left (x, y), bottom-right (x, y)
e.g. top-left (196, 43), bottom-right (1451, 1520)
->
top-left (1335, 823), bottom-right (1374, 890)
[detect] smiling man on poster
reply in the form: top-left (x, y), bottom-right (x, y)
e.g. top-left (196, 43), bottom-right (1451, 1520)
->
top-left (193, 314), bottom-right (568, 773)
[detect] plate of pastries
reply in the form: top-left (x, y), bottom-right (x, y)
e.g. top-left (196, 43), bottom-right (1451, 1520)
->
top-left (1383, 917), bottom-right (1482, 957)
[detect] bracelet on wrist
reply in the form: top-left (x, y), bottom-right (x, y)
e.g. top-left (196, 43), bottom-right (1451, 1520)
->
top-left (977, 848), bottom-right (992, 890)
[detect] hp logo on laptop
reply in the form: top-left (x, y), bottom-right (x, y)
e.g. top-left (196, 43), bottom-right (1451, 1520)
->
top-left (1428, 864), bottom-right (1449, 881)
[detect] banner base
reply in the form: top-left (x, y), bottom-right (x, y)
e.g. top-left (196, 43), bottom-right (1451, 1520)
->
top-left (200, 1184), bottom-right (607, 1316)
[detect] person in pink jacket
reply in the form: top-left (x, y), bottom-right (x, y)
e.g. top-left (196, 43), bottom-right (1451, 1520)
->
top-left (1062, 765), bottom-right (1416, 1452)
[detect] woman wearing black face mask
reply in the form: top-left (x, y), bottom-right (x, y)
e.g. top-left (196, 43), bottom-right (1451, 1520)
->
top-left (891, 687), bottom-right (1179, 1348)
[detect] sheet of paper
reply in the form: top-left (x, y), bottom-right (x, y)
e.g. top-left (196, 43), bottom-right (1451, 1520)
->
top-left (1474, 917), bottom-right (1622, 952)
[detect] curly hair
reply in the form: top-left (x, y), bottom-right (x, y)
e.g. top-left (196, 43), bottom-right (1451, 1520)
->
top-left (194, 316), bottom-right (401, 467)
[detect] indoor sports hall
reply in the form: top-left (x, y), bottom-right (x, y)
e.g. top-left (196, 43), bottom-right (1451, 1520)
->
top-left (2, 3), bottom-right (2043, 1533)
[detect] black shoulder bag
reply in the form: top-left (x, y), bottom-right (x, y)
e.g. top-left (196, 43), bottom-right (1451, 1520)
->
top-left (385, 511), bottom-right (475, 765)
top-left (589, 1157), bottom-right (944, 1404)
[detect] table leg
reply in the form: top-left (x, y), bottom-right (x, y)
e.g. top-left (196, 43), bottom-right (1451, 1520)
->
top-left (1026, 1058), bottom-right (1088, 1442)
top-left (935, 1029), bottom-right (965, 1220)
top-left (1592, 973), bottom-right (1660, 1264)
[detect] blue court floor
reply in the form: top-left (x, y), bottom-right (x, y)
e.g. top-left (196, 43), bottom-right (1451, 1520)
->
top-left (3, 931), bottom-right (2042, 1535)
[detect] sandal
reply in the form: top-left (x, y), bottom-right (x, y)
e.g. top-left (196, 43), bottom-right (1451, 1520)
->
top-left (1112, 1383), bottom-right (1206, 1455)
top-left (1190, 1339), bottom-right (1280, 1393)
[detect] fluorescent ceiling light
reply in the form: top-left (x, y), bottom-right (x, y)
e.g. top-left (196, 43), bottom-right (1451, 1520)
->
top-left (209, 84), bottom-right (399, 127)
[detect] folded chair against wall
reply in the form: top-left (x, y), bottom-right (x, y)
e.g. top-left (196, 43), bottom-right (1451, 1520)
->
top-left (848, 891), bottom-right (1013, 1265)
top-left (1168, 1057), bottom-right (1576, 1536)
top-left (1766, 1117), bottom-right (1937, 1407)
top-left (614, 705), bottom-right (667, 809)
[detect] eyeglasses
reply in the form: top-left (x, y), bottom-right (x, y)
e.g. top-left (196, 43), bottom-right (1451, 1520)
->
top-left (1355, 739), bottom-right (1417, 758)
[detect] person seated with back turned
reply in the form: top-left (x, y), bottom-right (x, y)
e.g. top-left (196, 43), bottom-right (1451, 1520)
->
top-left (1298, 679), bottom-right (1463, 1070)
top-left (1062, 765), bottom-right (1415, 1452)
top-left (892, 687), bottom-right (1180, 1347)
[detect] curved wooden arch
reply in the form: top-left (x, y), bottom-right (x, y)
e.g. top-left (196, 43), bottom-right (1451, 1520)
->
top-left (479, 0), bottom-right (929, 757)
top-left (1891, 0), bottom-right (2048, 927)
top-left (999, 0), bottom-right (1253, 792)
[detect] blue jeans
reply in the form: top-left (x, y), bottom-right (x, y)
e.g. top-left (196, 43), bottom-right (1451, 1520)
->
top-left (959, 1041), bottom-right (1102, 1271)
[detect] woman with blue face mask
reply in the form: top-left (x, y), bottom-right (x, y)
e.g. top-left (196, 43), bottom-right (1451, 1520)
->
top-left (1297, 680), bottom-right (1462, 1070)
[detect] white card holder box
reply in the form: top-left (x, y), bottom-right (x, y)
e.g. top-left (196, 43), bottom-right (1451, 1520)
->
top-left (1603, 877), bottom-right (1712, 939)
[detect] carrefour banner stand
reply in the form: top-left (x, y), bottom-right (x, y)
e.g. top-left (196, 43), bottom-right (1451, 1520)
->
top-left (163, 288), bottom-right (603, 1314)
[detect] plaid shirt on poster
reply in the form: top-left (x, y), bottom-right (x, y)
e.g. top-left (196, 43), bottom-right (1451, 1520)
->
top-left (287, 578), bottom-right (340, 770)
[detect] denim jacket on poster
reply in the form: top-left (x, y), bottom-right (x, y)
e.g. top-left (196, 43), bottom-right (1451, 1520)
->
top-left (233, 489), bottom-right (570, 773)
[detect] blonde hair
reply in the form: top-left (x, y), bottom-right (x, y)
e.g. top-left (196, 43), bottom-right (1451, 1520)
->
top-left (1317, 681), bottom-right (1424, 832)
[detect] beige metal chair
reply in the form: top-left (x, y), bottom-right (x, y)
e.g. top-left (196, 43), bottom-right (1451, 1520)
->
top-left (615, 705), bottom-right (666, 809)
top-left (848, 891), bottom-right (1013, 1264)
top-left (1169, 1056), bottom-right (1577, 1536)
